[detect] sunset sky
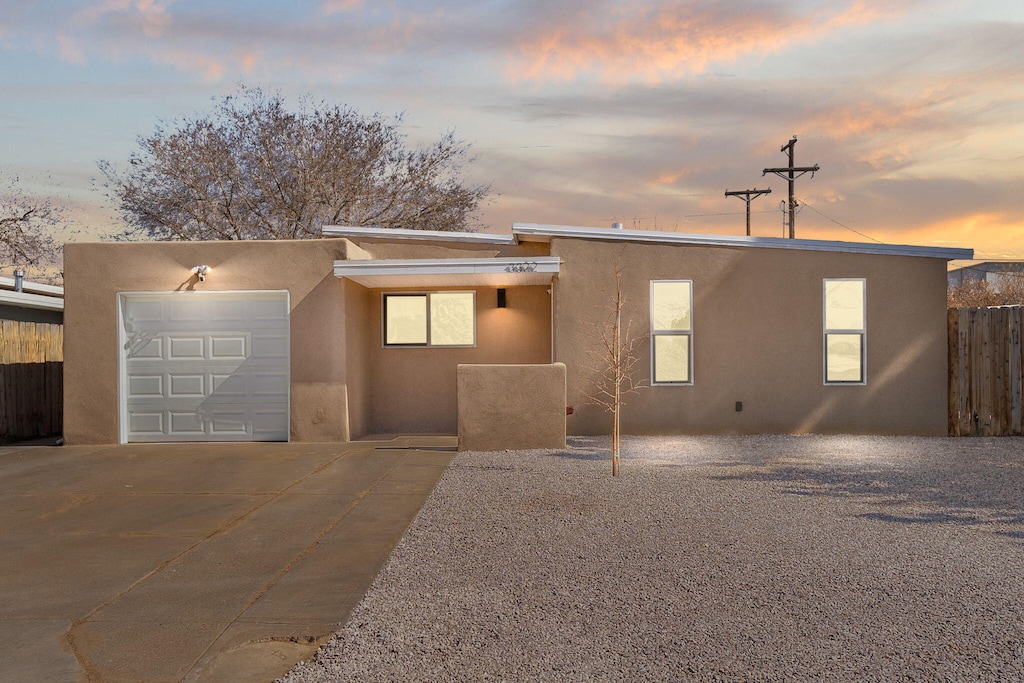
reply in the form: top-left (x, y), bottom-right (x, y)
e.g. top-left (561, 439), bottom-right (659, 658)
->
top-left (3, 0), bottom-right (1023, 261)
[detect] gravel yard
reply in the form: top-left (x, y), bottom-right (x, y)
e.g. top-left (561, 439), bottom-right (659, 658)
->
top-left (282, 435), bottom-right (1024, 682)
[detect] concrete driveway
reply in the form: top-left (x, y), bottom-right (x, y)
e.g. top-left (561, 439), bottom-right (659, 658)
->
top-left (0, 437), bottom-right (456, 682)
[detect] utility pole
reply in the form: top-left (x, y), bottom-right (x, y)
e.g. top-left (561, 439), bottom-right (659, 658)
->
top-left (724, 188), bottom-right (772, 236)
top-left (763, 136), bottom-right (819, 239)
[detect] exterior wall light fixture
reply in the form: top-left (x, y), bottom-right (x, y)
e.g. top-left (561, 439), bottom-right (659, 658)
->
top-left (497, 288), bottom-right (507, 308)
top-left (191, 265), bottom-right (210, 282)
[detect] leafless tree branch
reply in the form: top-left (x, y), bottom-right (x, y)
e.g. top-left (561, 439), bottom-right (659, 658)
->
top-left (99, 85), bottom-right (492, 241)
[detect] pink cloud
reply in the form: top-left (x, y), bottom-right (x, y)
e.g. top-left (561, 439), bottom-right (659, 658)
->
top-left (56, 32), bottom-right (87, 64)
top-left (320, 0), bottom-right (365, 14)
top-left (509, 0), bottom-right (914, 84)
top-left (78, 0), bottom-right (176, 38)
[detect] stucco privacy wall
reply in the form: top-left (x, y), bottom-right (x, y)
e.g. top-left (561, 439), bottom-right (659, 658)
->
top-left (457, 363), bottom-right (566, 451)
top-left (359, 285), bottom-right (552, 436)
top-left (63, 239), bottom-right (357, 444)
top-left (337, 235), bottom-right (554, 437)
top-left (551, 237), bottom-right (951, 436)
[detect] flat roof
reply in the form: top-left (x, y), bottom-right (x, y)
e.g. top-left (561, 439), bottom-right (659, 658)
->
top-left (0, 289), bottom-right (64, 312)
top-left (0, 276), bottom-right (64, 297)
top-left (324, 223), bottom-right (973, 261)
top-left (323, 225), bottom-right (516, 245)
top-left (512, 223), bottom-right (974, 260)
top-left (334, 257), bottom-right (560, 287)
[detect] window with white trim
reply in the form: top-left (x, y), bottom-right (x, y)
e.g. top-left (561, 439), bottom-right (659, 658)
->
top-left (383, 291), bottom-right (476, 347)
top-left (650, 280), bottom-right (693, 384)
top-left (823, 279), bottom-right (866, 384)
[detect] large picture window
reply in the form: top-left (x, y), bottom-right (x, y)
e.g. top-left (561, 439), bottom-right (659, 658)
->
top-left (383, 291), bottom-right (475, 347)
top-left (650, 280), bottom-right (693, 384)
top-left (823, 279), bottom-right (866, 384)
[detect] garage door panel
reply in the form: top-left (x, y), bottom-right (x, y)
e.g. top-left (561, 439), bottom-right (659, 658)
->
top-left (251, 333), bottom-right (288, 359)
top-left (210, 299), bottom-right (246, 323)
top-left (211, 373), bottom-right (245, 398)
top-left (210, 335), bottom-right (248, 359)
top-left (169, 411), bottom-right (206, 436)
top-left (124, 300), bottom-right (164, 325)
top-left (168, 374), bottom-right (205, 398)
top-left (168, 299), bottom-right (209, 323)
top-left (251, 372), bottom-right (289, 398)
top-left (129, 337), bottom-right (164, 359)
top-left (250, 297), bottom-right (289, 320)
top-left (128, 374), bottom-right (164, 398)
top-left (128, 412), bottom-right (164, 436)
top-left (121, 291), bottom-right (290, 443)
top-left (168, 336), bottom-right (205, 360)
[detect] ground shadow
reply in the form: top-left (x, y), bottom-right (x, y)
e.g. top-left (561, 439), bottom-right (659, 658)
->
top-left (543, 434), bottom-right (1024, 543)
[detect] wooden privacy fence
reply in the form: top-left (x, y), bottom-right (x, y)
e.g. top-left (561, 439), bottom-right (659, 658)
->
top-left (0, 320), bottom-right (63, 439)
top-left (948, 306), bottom-right (1024, 436)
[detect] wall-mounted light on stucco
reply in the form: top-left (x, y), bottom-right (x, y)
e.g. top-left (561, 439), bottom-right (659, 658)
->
top-left (190, 265), bottom-right (210, 282)
top-left (497, 288), bottom-right (507, 308)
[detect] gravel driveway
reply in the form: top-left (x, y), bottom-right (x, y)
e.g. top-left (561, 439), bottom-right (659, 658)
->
top-left (282, 435), bottom-right (1024, 682)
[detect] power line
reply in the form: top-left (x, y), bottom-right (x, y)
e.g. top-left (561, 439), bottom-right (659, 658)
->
top-left (796, 197), bottom-right (884, 244)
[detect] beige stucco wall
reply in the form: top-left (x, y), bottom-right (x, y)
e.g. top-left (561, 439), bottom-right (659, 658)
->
top-left (552, 238), bottom-right (951, 436)
top-left (360, 284), bottom-right (553, 435)
top-left (343, 281), bottom-right (373, 440)
top-left (64, 236), bottom-right (554, 444)
top-left (457, 363), bottom-right (566, 451)
top-left (64, 231), bottom-right (951, 443)
top-left (63, 239), bottom-right (355, 444)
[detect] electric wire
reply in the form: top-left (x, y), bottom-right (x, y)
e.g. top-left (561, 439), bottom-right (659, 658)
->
top-left (796, 197), bottom-right (884, 244)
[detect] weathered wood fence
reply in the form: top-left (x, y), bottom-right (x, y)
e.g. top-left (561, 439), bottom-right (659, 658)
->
top-left (948, 306), bottom-right (1023, 436)
top-left (0, 320), bottom-right (63, 439)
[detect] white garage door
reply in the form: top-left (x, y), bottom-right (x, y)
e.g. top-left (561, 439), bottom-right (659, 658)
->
top-left (119, 291), bottom-right (290, 443)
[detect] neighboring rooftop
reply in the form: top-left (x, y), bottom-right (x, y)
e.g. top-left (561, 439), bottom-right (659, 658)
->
top-left (324, 224), bottom-right (973, 261)
top-left (0, 274), bottom-right (64, 313)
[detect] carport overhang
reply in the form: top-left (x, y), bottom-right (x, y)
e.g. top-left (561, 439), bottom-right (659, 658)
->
top-left (333, 257), bottom-right (560, 288)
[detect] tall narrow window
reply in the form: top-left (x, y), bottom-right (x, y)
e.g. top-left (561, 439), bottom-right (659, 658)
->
top-left (823, 279), bottom-right (866, 384)
top-left (651, 280), bottom-right (693, 384)
top-left (383, 292), bottom-right (476, 347)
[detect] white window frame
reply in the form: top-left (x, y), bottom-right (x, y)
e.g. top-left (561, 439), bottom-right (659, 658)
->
top-left (382, 291), bottom-right (477, 348)
top-left (650, 279), bottom-right (693, 385)
top-left (822, 278), bottom-right (866, 385)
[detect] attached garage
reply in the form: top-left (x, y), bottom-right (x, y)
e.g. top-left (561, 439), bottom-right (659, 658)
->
top-left (118, 291), bottom-right (290, 443)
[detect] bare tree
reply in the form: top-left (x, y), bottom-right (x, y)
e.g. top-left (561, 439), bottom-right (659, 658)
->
top-left (0, 173), bottom-right (65, 275)
top-left (949, 268), bottom-right (1024, 308)
top-left (99, 85), bottom-right (491, 241)
top-left (584, 262), bottom-right (649, 477)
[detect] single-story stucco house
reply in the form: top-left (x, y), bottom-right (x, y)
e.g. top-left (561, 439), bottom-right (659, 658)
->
top-left (62, 223), bottom-right (972, 445)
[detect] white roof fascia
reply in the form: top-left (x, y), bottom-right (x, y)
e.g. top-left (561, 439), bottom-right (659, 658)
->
top-left (323, 225), bottom-right (517, 245)
top-left (0, 289), bottom-right (65, 312)
top-left (0, 276), bottom-right (64, 297)
top-left (334, 257), bottom-right (559, 288)
top-left (512, 223), bottom-right (974, 261)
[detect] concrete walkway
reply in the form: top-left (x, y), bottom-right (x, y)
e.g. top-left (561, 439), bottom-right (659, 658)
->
top-left (0, 437), bottom-right (456, 682)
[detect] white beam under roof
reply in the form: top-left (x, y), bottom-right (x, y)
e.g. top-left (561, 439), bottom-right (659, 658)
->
top-left (0, 289), bottom-right (64, 312)
top-left (0, 276), bottom-right (64, 297)
top-left (334, 257), bottom-right (560, 288)
top-left (512, 223), bottom-right (974, 261)
top-left (323, 225), bottom-right (517, 245)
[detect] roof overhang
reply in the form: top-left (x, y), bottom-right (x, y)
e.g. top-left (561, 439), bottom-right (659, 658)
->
top-left (322, 222), bottom-right (974, 261)
top-left (323, 225), bottom-right (516, 245)
top-left (334, 257), bottom-right (560, 288)
top-left (512, 223), bottom-right (974, 260)
top-left (0, 289), bottom-right (64, 312)
top-left (0, 276), bottom-right (64, 297)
